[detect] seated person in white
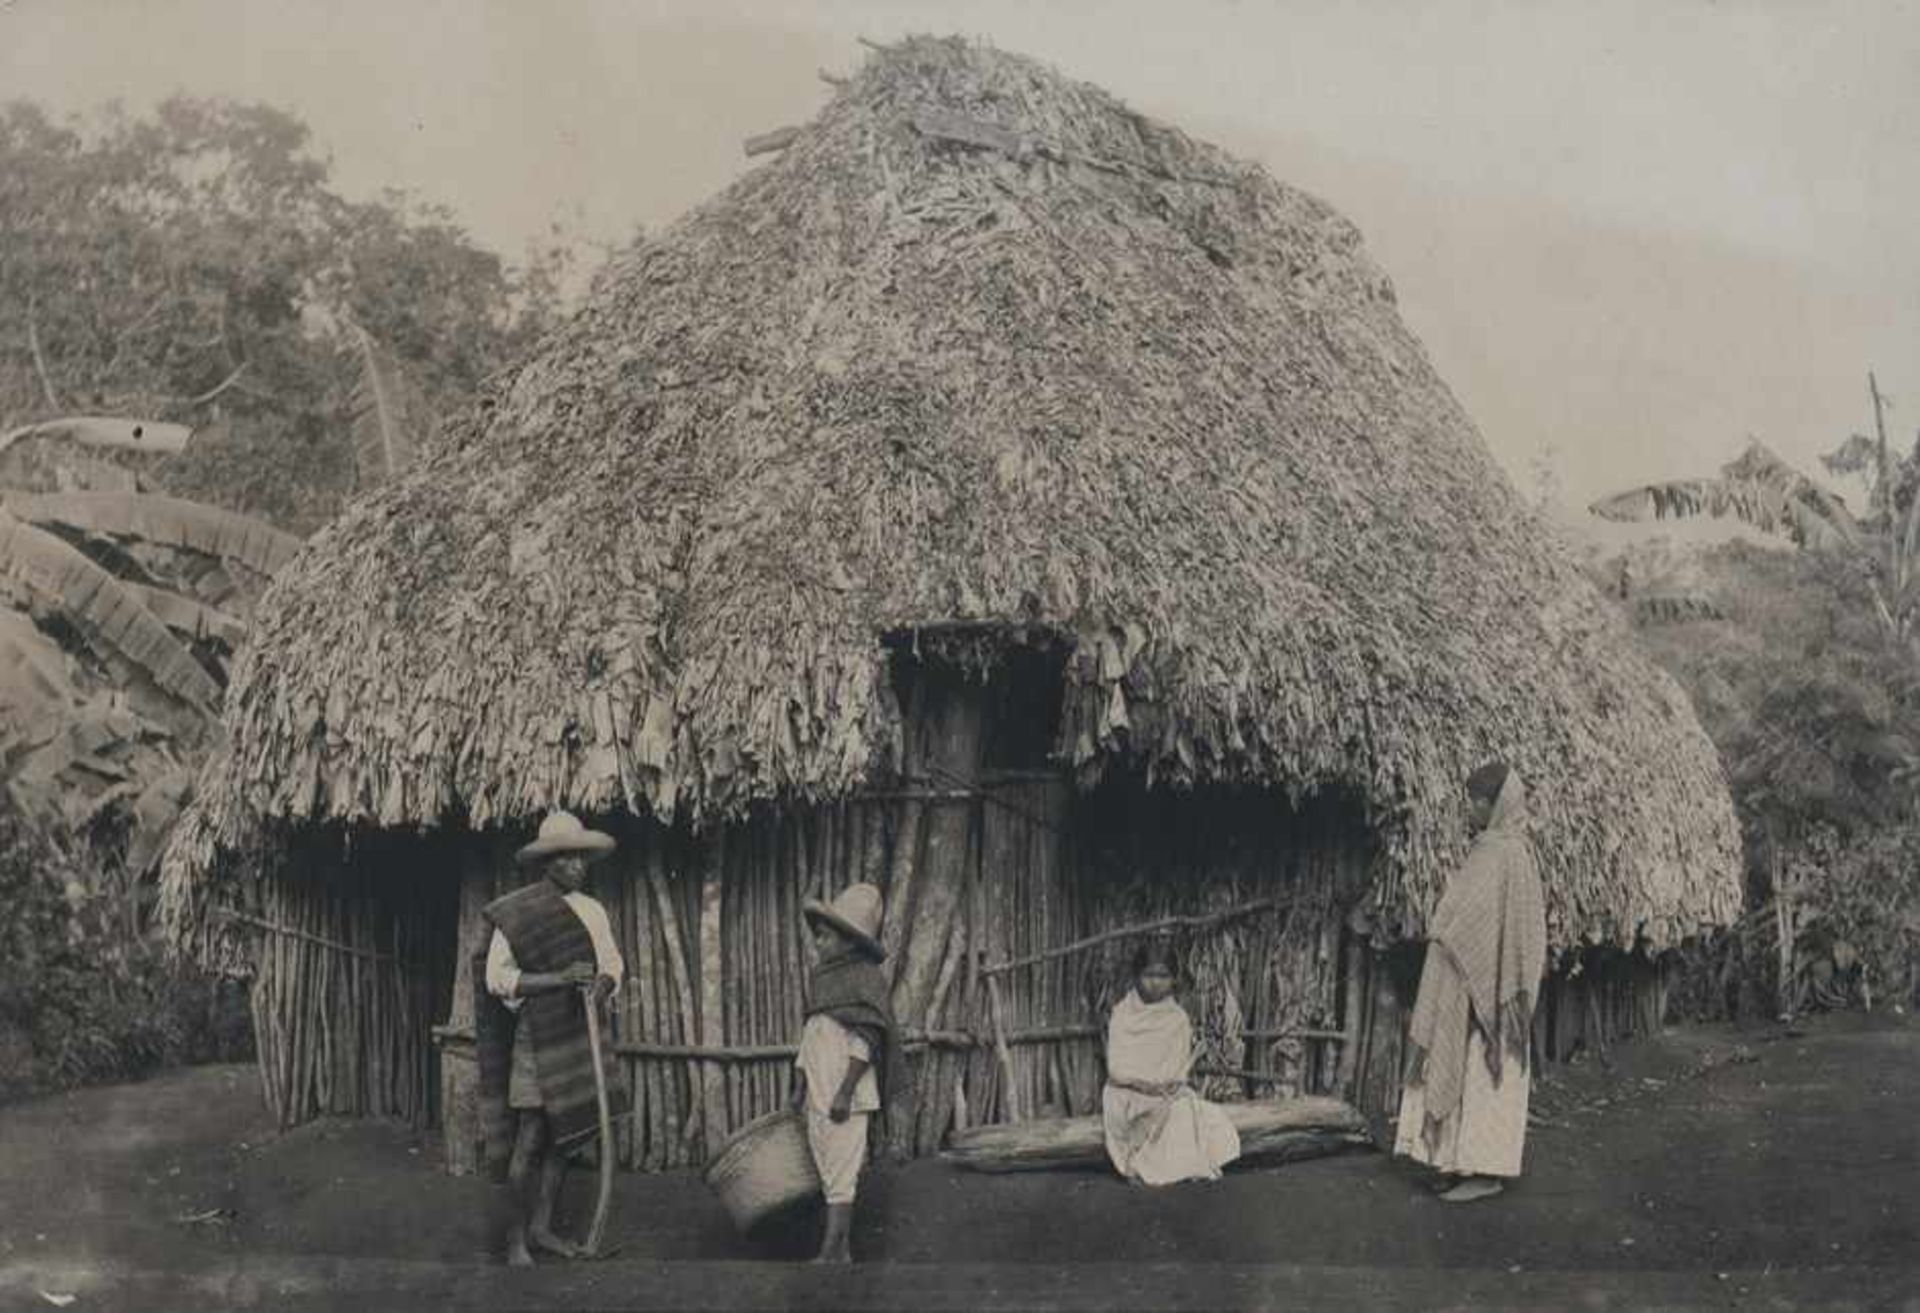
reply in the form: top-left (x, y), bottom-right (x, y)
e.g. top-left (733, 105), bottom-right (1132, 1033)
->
top-left (1101, 940), bottom-right (1241, 1185)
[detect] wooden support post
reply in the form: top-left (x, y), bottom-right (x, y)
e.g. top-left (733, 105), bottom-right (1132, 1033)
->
top-left (1335, 932), bottom-right (1366, 1099)
top-left (884, 668), bottom-right (988, 1153)
top-left (647, 864), bottom-right (701, 1160)
top-left (697, 835), bottom-right (728, 1159)
top-left (438, 848), bottom-right (492, 1175)
top-left (1359, 959), bottom-right (1405, 1145)
top-left (986, 974), bottom-right (1020, 1123)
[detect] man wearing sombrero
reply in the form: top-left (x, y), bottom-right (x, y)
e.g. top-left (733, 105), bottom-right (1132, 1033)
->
top-left (475, 811), bottom-right (626, 1266)
top-left (789, 882), bottom-right (909, 1263)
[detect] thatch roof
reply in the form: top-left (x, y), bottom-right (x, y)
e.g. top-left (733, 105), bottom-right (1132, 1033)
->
top-left (167, 37), bottom-right (1740, 948)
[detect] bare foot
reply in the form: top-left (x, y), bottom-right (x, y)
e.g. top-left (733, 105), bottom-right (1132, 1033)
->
top-left (529, 1227), bottom-right (583, 1258)
top-left (1439, 1176), bottom-right (1505, 1203)
top-left (506, 1242), bottom-right (535, 1268)
top-left (811, 1251), bottom-right (852, 1265)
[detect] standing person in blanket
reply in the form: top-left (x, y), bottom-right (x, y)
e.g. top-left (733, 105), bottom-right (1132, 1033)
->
top-left (475, 811), bottom-right (627, 1266)
top-left (788, 882), bottom-right (909, 1264)
top-left (1394, 761), bottom-right (1547, 1203)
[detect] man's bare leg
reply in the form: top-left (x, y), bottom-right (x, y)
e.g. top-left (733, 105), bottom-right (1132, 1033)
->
top-left (504, 1114), bottom-right (546, 1266)
top-left (529, 1145), bottom-right (581, 1257)
top-left (813, 1202), bottom-right (854, 1263)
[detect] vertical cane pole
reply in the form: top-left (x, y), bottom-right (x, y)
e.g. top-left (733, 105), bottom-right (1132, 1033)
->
top-left (582, 983), bottom-right (615, 1256)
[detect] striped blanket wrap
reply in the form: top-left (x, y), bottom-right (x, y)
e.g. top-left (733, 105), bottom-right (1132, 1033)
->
top-left (474, 882), bottom-right (628, 1183)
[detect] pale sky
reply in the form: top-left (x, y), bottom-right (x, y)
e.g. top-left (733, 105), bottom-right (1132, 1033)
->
top-left (5, 0), bottom-right (1917, 504)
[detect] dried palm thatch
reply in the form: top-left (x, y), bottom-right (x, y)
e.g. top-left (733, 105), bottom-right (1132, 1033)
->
top-left (167, 37), bottom-right (1739, 949)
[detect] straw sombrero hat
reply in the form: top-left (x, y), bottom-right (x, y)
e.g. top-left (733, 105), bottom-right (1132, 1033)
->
top-left (803, 883), bottom-right (885, 960)
top-left (515, 810), bottom-right (617, 867)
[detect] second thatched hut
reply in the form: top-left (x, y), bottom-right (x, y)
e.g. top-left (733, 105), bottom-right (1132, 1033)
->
top-left (164, 37), bottom-right (1742, 1170)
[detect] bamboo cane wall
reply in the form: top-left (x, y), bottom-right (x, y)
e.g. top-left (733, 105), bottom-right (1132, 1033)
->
top-left (237, 829), bottom-right (459, 1128)
top-left (428, 776), bottom-right (1376, 1172)
top-left (235, 667), bottom-right (1681, 1165)
top-left (235, 795), bottom-right (1681, 1163)
top-left (980, 782), bottom-right (1375, 1123)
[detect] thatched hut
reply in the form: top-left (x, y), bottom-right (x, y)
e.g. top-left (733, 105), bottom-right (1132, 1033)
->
top-left (163, 37), bottom-right (1741, 1169)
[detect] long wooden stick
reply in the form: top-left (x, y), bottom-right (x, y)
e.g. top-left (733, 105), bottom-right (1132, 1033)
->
top-left (1233, 1027), bottom-right (1349, 1042)
top-left (980, 896), bottom-right (1297, 978)
top-left (213, 908), bottom-right (406, 965)
top-left (614, 1041), bottom-right (798, 1060)
top-left (1194, 1064), bottom-right (1302, 1086)
top-left (442, 1020), bottom-right (1321, 1063)
top-left (581, 985), bottom-right (615, 1257)
top-left (609, 1025), bottom-right (1093, 1060)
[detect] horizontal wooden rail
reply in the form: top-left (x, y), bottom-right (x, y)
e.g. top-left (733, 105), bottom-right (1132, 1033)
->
top-left (212, 908), bottom-right (408, 967)
top-left (432, 1019), bottom-right (1340, 1056)
top-left (980, 896), bottom-right (1302, 978)
top-left (622, 1041), bottom-right (796, 1061)
top-left (1193, 1064), bottom-right (1294, 1086)
top-left (1230, 1027), bottom-right (1349, 1043)
top-left (432, 1023), bottom-right (1092, 1056)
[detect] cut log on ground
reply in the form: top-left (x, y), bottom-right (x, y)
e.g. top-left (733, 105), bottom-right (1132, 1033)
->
top-left (941, 1096), bottom-right (1371, 1173)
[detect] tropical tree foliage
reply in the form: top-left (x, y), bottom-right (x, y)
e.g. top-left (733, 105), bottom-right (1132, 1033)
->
top-left (1591, 375), bottom-right (1920, 653)
top-left (0, 806), bottom-right (247, 1100)
top-left (0, 416), bottom-right (291, 863)
top-left (0, 95), bottom-right (572, 531)
top-left (0, 93), bottom-right (569, 1098)
top-left (0, 421), bottom-right (268, 1098)
top-left (1587, 464), bottom-right (1920, 1018)
top-left (0, 93), bottom-right (568, 863)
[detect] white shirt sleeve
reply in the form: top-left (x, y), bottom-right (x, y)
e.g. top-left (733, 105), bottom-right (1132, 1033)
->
top-left (484, 928), bottom-right (524, 1013)
top-left (844, 1029), bottom-right (872, 1063)
top-left (566, 893), bottom-right (626, 991)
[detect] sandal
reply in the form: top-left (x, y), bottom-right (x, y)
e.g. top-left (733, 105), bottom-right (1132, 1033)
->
top-left (1439, 1177), bottom-right (1506, 1203)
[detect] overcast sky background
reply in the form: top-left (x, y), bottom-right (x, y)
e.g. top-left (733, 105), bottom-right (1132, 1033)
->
top-left (5, 0), bottom-right (1916, 506)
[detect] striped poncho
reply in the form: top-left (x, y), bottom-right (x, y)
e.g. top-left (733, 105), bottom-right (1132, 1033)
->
top-left (473, 881), bottom-right (628, 1182)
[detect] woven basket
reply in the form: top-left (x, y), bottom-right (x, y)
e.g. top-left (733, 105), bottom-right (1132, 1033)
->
top-left (703, 1109), bottom-right (822, 1231)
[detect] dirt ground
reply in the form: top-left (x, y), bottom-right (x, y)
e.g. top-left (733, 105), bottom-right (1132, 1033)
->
top-left (0, 1013), bottom-right (1914, 1311)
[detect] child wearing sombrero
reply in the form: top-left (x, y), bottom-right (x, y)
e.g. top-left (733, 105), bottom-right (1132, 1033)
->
top-left (789, 882), bottom-right (908, 1264)
top-left (475, 811), bottom-right (626, 1267)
